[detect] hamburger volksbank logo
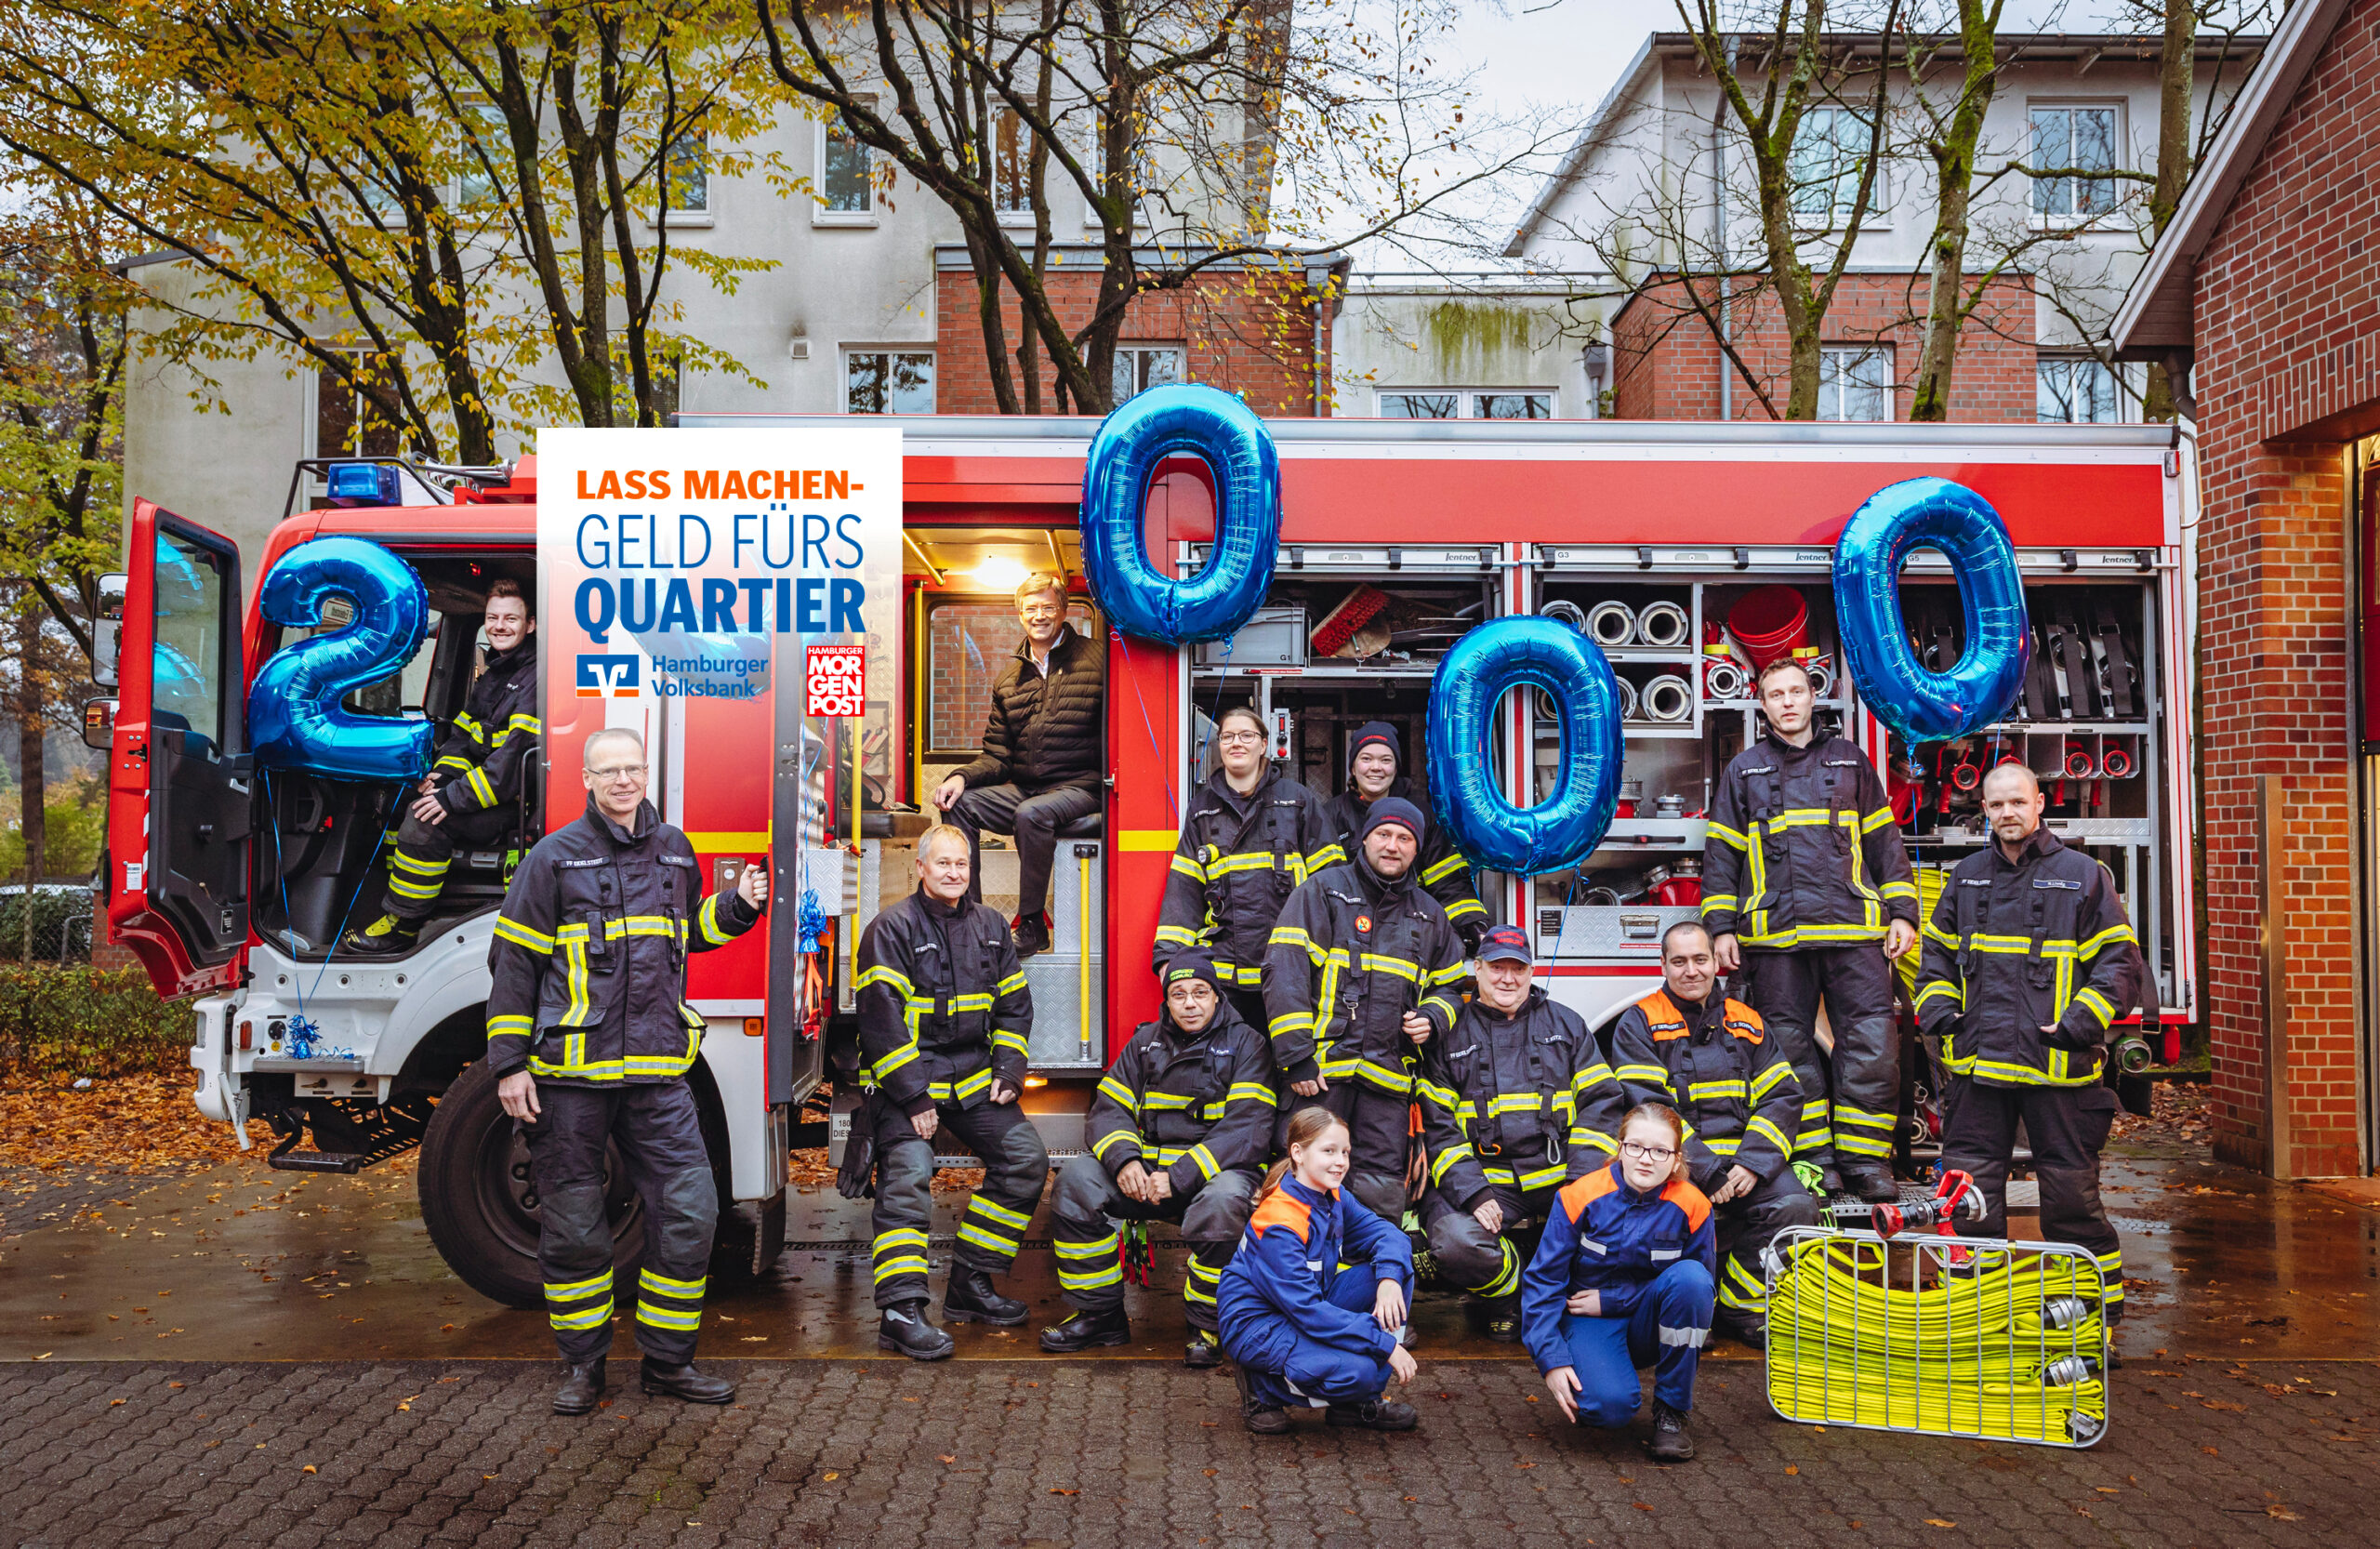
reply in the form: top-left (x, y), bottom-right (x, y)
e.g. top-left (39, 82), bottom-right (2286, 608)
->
top-left (575, 655), bottom-right (641, 698)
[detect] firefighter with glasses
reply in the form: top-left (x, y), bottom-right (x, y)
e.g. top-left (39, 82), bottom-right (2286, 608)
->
top-left (1039, 951), bottom-right (1276, 1365)
top-left (1700, 656), bottom-right (1918, 1201)
top-left (1913, 762), bottom-right (2138, 1320)
top-left (1264, 796), bottom-right (1468, 1225)
top-left (487, 727), bottom-right (766, 1415)
top-left (1607, 920), bottom-right (1818, 1348)
top-left (851, 823), bottom-right (1048, 1360)
top-left (1155, 703), bottom-right (1342, 1034)
top-left (1416, 924), bottom-right (1630, 1342)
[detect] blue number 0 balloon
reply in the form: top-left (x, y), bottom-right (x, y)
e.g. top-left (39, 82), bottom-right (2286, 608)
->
top-left (1425, 617), bottom-right (1624, 876)
top-left (248, 536), bottom-right (433, 780)
top-left (1833, 476), bottom-right (2031, 744)
top-left (1078, 382), bottom-right (1279, 643)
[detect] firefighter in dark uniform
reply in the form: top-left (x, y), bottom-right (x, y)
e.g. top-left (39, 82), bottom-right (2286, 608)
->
top-left (1416, 924), bottom-right (1629, 1341)
top-left (1608, 920), bottom-right (1820, 1347)
top-left (487, 726), bottom-right (765, 1415)
top-left (1913, 762), bottom-right (2138, 1320)
top-left (1700, 657), bottom-right (1918, 1201)
top-left (853, 823), bottom-right (1049, 1360)
top-left (1324, 722), bottom-right (1488, 953)
top-left (1039, 952), bottom-right (1276, 1365)
top-left (349, 577), bottom-right (539, 954)
top-left (1264, 796), bottom-right (1467, 1225)
top-left (1155, 702), bottom-right (1342, 1036)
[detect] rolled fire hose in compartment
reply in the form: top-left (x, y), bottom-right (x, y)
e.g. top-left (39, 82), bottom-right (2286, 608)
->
top-left (1703, 657), bottom-right (1749, 701)
top-left (1586, 600), bottom-right (1636, 647)
top-left (1640, 673), bottom-right (1693, 722)
top-left (1635, 600), bottom-right (1691, 650)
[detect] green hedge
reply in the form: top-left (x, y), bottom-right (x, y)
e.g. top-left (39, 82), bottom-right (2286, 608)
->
top-left (0, 966), bottom-right (193, 1079)
top-left (0, 889), bottom-right (96, 963)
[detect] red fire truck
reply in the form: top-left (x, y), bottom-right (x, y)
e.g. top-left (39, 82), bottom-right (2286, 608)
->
top-left (93, 416), bottom-right (2197, 1304)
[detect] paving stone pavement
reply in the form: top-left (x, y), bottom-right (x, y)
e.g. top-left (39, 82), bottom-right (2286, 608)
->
top-left (2, 1355), bottom-right (2369, 1548)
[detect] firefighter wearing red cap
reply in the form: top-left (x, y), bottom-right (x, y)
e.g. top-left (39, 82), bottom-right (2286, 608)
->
top-left (1416, 923), bottom-right (1631, 1341)
top-left (1699, 657), bottom-right (1918, 1202)
top-left (1325, 722), bottom-right (1488, 953)
top-left (1039, 951), bottom-right (1276, 1366)
top-left (1264, 795), bottom-right (1468, 1224)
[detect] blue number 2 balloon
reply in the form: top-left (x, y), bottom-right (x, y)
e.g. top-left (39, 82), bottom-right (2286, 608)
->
top-left (249, 536), bottom-right (433, 781)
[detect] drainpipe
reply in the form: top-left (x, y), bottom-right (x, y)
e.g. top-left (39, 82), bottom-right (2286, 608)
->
top-left (1714, 37), bottom-right (1737, 423)
top-left (1304, 255), bottom-right (1348, 417)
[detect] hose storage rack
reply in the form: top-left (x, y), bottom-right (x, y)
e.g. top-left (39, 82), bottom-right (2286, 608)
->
top-left (1764, 1225), bottom-right (2112, 1449)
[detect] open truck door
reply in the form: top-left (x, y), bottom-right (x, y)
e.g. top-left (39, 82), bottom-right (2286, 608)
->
top-left (105, 498), bottom-right (252, 998)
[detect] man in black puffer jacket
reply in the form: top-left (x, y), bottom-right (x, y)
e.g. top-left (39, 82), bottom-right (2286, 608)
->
top-left (934, 574), bottom-right (1105, 957)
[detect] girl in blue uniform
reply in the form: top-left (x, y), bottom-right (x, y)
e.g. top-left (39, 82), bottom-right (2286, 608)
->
top-left (1217, 1106), bottom-right (1420, 1435)
top-left (1521, 1103), bottom-right (1717, 1461)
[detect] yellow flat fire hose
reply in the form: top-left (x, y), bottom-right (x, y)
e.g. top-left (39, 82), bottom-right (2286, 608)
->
top-left (1765, 1238), bottom-right (2109, 1446)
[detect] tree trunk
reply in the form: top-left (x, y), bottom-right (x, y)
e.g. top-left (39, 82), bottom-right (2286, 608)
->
top-left (1908, 5), bottom-right (2002, 423)
top-left (2143, 0), bottom-right (2196, 420)
top-left (17, 602), bottom-right (44, 957)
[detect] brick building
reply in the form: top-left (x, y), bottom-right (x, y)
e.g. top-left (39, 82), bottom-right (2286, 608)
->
top-left (2113, 0), bottom-right (2379, 1177)
top-left (1610, 271), bottom-right (2041, 421)
top-left (930, 245), bottom-right (1335, 417)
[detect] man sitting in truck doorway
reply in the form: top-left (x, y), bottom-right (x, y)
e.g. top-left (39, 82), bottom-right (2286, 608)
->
top-left (932, 572), bottom-right (1105, 959)
top-left (346, 577), bottom-right (538, 955)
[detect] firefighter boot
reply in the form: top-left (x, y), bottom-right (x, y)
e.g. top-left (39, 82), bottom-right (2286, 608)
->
top-left (1837, 1160), bottom-right (1900, 1204)
top-left (641, 1358), bottom-right (735, 1404)
top-left (1484, 1296), bottom-right (1523, 1344)
top-left (879, 1301), bottom-right (956, 1360)
top-left (1716, 1308), bottom-right (1768, 1350)
top-left (1646, 1400), bottom-right (1696, 1462)
top-left (552, 1358), bottom-right (606, 1416)
top-left (1184, 1329), bottom-right (1225, 1369)
top-left (341, 915), bottom-right (419, 956)
top-left (945, 1266), bottom-right (1028, 1327)
top-left (1235, 1364), bottom-right (1291, 1436)
top-left (1328, 1399), bottom-right (1420, 1432)
top-left (1039, 1305), bottom-right (1130, 1353)
top-left (1011, 911), bottom-right (1051, 959)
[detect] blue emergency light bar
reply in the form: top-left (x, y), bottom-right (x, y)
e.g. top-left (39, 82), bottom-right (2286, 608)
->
top-left (324, 461), bottom-right (403, 506)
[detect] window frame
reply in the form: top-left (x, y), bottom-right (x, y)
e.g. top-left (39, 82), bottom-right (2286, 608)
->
top-left (1816, 344), bottom-right (1895, 423)
top-left (2027, 100), bottom-right (2128, 228)
top-left (1110, 343), bottom-right (1186, 404)
top-left (813, 101), bottom-right (879, 227)
top-left (841, 347), bottom-right (937, 415)
top-left (993, 108), bottom-right (1036, 227)
top-left (655, 129), bottom-right (714, 229)
top-left (1788, 104), bottom-right (1888, 232)
top-left (2035, 353), bottom-right (2131, 424)
top-left (1372, 387), bottom-right (1558, 420)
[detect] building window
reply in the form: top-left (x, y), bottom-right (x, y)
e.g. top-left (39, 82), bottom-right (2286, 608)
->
top-left (663, 132), bottom-right (708, 215)
top-left (1818, 346), bottom-right (1892, 422)
top-left (2037, 356), bottom-right (2123, 423)
top-left (1111, 345), bottom-right (1183, 404)
top-left (1376, 390), bottom-right (1554, 419)
top-left (994, 109), bottom-right (1033, 218)
top-left (315, 350), bottom-right (401, 458)
top-left (844, 350), bottom-right (934, 414)
top-left (1789, 106), bottom-right (1877, 226)
top-left (818, 101), bottom-right (874, 221)
top-left (2030, 105), bottom-right (2120, 219)
top-left (456, 101), bottom-right (509, 206)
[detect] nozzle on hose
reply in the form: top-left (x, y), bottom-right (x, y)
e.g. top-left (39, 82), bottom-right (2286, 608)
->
top-left (2110, 1036), bottom-right (2153, 1075)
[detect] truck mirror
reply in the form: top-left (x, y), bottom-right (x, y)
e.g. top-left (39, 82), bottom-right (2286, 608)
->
top-left (89, 572), bottom-right (127, 688)
top-left (82, 695), bottom-right (118, 751)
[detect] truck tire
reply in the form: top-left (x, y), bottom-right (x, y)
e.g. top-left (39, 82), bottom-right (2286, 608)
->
top-left (418, 1061), bottom-right (645, 1309)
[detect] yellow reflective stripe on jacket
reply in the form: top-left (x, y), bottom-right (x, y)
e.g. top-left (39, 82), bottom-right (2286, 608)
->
top-left (697, 893), bottom-right (735, 946)
top-left (495, 916), bottom-right (555, 954)
top-left (1421, 852), bottom-right (1471, 887)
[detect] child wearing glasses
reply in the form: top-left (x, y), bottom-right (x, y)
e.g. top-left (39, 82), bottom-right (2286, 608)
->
top-left (1518, 1103), bottom-right (1715, 1462)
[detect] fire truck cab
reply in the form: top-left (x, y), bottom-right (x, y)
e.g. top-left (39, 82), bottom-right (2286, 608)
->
top-left (97, 415), bottom-right (2198, 1308)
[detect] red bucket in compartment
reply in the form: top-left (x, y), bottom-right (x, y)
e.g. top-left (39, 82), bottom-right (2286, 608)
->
top-left (1728, 586), bottom-right (1809, 671)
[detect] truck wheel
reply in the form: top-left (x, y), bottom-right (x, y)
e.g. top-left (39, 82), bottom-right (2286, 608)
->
top-left (418, 1061), bottom-right (645, 1308)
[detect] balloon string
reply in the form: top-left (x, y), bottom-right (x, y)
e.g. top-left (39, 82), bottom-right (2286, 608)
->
top-left (304, 781), bottom-right (402, 1005)
top-left (1111, 627), bottom-right (1180, 827)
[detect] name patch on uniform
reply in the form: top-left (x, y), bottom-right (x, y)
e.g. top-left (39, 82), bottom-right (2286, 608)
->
top-left (2032, 878), bottom-right (2082, 891)
top-left (1959, 878), bottom-right (1992, 888)
top-left (1823, 758), bottom-right (1861, 767)
top-left (659, 853), bottom-right (694, 867)
top-left (556, 857), bottom-right (607, 869)
top-left (1743, 765), bottom-right (1776, 775)
top-left (1446, 1044), bottom-right (1480, 1060)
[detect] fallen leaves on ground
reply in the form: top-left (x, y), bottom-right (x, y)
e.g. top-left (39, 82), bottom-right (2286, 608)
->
top-left (0, 1072), bottom-right (256, 1172)
top-left (2109, 1080), bottom-right (2213, 1147)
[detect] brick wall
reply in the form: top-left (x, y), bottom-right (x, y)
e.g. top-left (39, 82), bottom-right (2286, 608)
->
top-left (2188, 0), bottom-right (2380, 1176)
top-left (932, 265), bottom-right (1326, 416)
top-left (923, 598), bottom-right (1096, 750)
top-left (1610, 271), bottom-right (2039, 421)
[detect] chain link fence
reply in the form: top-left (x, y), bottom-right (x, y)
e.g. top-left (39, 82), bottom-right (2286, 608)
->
top-left (0, 886), bottom-right (98, 965)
